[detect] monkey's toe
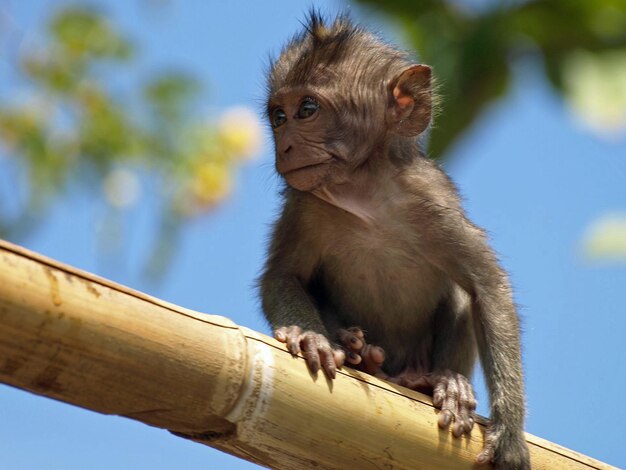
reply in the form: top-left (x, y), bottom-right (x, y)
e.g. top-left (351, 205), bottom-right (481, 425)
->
top-left (431, 370), bottom-right (476, 437)
top-left (335, 327), bottom-right (386, 375)
top-left (476, 442), bottom-right (495, 466)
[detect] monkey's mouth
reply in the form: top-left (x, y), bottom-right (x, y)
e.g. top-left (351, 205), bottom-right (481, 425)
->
top-left (282, 160), bottom-right (331, 176)
top-left (282, 160), bottom-right (332, 191)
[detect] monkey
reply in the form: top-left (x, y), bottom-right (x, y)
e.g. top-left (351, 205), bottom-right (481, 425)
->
top-left (259, 12), bottom-right (530, 470)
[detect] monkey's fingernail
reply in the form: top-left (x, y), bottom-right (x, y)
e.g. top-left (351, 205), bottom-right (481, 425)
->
top-left (476, 451), bottom-right (491, 465)
top-left (348, 352), bottom-right (361, 364)
top-left (438, 410), bottom-right (452, 428)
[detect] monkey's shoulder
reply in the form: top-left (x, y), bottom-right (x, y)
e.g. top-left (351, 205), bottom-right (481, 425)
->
top-left (396, 159), bottom-right (463, 212)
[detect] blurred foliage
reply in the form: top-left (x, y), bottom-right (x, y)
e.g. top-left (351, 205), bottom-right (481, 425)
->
top-left (2, 2), bottom-right (624, 271)
top-left (581, 213), bottom-right (626, 263)
top-left (355, 0), bottom-right (626, 157)
top-left (0, 6), bottom-right (261, 274)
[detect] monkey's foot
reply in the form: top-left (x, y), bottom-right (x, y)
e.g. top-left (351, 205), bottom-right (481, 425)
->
top-left (477, 426), bottom-right (531, 469)
top-left (274, 326), bottom-right (345, 379)
top-left (335, 327), bottom-right (386, 375)
top-left (390, 369), bottom-right (476, 437)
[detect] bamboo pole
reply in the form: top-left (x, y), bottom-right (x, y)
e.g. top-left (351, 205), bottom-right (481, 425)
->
top-left (0, 239), bottom-right (615, 470)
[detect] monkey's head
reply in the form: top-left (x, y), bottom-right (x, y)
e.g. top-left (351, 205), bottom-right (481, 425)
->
top-left (267, 12), bottom-right (433, 192)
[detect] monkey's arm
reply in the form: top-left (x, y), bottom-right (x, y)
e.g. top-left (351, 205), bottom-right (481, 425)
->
top-left (412, 200), bottom-right (530, 469)
top-left (260, 202), bottom-right (348, 378)
top-left (261, 272), bottom-right (327, 334)
top-left (260, 195), bottom-right (325, 333)
top-left (262, 271), bottom-right (350, 378)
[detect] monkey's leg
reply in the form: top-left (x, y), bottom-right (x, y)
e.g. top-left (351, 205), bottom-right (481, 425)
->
top-left (274, 325), bottom-right (346, 379)
top-left (335, 327), bottom-right (386, 375)
top-left (384, 368), bottom-right (476, 438)
top-left (396, 370), bottom-right (477, 437)
top-left (389, 296), bottom-right (478, 437)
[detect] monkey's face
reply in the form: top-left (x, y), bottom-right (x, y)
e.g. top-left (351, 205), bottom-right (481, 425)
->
top-left (268, 87), bottom-right (365, 192)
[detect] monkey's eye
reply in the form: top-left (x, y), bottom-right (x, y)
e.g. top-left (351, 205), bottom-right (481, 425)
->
top-left (271, 108), bottom-right (287, 128)
top-left (297, 97), bottom-right (319, 119)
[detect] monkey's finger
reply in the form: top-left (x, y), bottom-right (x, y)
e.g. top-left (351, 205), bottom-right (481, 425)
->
top-left (438, 409), bottom-right (453, 429)
top-left (452, 416), bottom-right (465, 437)
top-left (466, 416), bottom-right (475, 435)
top-left (442, 377), bottom-right (459, 410)
top-left (464, 389), bottom-right (477, 434)
top-left (454, 407), bottom-right (474, 436)
top-left (363, 345), bottom-right (385, 364)
top-left (300, 335), bottom-right (321, 375)
top-left (360, 345), bottom-right (385, 375)
top-left (450, 391), bottom-right (472, 437)
top-left (286, 328), bottom-right (304, 356)
top-left (432, 379), bottom-right (447, 408)
top-left (333, 349), bottom-right (346, 368)
top-left (318, 345), bottom-right (337, 379)
top-left (274, 327), bottom-right (289, 343)
top-left (346, 326), bottom-right (365, 340)
top-left (439, 378), bottom-right (460, 431)
top-left (456, 375), bottom-right (476, 434)
top-left (336, 328), bottom-right (364, 352)
top-left (464, 385), bottom-right (477, 412)
top-left (345, 351), bottom-right (362, 365)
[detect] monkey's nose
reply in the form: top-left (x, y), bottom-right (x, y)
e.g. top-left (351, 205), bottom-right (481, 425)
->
top-left (283, 145), bottom-right (292, 154)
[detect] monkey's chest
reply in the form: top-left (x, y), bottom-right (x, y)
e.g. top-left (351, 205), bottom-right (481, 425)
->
top-left (316, 220), bottom-right (450, 327)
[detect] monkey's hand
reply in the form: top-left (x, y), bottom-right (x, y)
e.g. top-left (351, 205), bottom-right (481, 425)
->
top-left (391, 370), bottom-right (476, 438)
top-left (274, 326), bottom-right (345, 379)
top-left (335, 327), bottom-right (386, 376)
top-left (477, 426), bottom-right (531, 470)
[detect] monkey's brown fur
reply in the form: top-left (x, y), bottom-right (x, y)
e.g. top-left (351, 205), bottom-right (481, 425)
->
top-left (260, 12), bottom-right (530, 469)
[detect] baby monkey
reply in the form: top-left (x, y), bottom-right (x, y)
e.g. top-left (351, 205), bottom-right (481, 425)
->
top-left (260, 12), bottom-right (530, 469)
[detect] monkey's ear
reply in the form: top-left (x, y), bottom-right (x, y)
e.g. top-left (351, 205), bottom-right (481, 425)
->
top-left (388, 65), bottom-right (432, 136)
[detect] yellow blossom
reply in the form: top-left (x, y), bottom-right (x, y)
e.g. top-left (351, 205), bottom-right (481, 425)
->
top-left (215, 106), bottom-right (263, 160)
top-left (189, 161), bottom-right (232, 210)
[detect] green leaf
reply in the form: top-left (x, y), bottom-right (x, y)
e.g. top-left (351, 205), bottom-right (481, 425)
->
top-left (354, 0), bottom-right (626, 158)
top-left (50, 7), bottom-right (133, 60)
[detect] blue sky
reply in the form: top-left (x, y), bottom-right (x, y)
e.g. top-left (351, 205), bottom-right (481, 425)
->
top-left (1, 1), bottom-right (625, 468)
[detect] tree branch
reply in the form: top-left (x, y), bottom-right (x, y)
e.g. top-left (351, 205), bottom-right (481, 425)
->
top-left (0, 240), bottom-right (615, 470)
